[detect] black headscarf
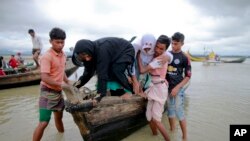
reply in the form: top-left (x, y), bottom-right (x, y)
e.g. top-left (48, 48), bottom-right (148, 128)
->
top-left (72, 39), bottom-right (95, 66)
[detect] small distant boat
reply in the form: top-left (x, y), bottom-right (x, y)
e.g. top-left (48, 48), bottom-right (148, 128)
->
top-left (0, 57), bottom-right (78, 89)
top-left (221, 57), bottom-right (246, 63)
top-left (186, 50), bottom-right (246, 64)
top-left (63, 86), bottom-right (148, 141)
top-left (202, 60), bottom-right (221, 66)
top-left (186, 50), bottom-right (206, 62)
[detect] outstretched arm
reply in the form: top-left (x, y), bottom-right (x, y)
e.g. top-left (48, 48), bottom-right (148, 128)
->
top-left (155, 51), bottom-right (172, 65)
top-left (63, 73), bottom-right (69, 84)
top-left (136, 52), bottom-right (152, 74)
top-left (75, 61), bottom-right (95, 88)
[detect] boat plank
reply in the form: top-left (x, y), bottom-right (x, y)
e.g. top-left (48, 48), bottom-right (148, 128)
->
top-left (63, 86), bottom-right (148, 141)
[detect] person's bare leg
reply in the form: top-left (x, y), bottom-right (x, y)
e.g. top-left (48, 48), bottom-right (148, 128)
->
top-left (180, 119), bottom-right (187, 140)
top-left (153, 119), bottom-right (170, 141)
top-left (149, 120), bottom-right (158, 135)
top-left (33, 52), bottom-right (40, 68)
top-left (32, 122), bottom-right (49, 141)
top-left (54, 111), bottom-right (64, 132)
top-left (168, 117), bottom-right (176, 131)
top-left (33, 58), bottom-right (39, 67)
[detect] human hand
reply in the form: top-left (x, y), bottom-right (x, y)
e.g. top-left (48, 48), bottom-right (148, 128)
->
top-left (149, 59), bottom-right (162, 69)
top-left (120, 93), bottom-right (132, 99)
top-left (170, 87), bottom-right (180, 97)
top-left (73, 80), bottom-right (81, 87)
top-left (136, 92), bottom-right (147, 99)
top-left (61, 82), bottom-right (70, 89)
top-left (157, 55), bottom-right (168, 65)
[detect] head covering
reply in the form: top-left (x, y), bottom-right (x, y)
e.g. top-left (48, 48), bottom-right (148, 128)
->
top-left (72, 39), bottom-right (95, 66)
top-left (140, 34), bottom-right (156, 64)
top-left (141, 34), bottom-right (156, 56)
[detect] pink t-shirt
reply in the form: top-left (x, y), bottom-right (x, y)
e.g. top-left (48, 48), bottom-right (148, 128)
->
top-left (149, 55), bottom-right (168, 79)
top-left (40, 48), bottom-right (66, 91)
top-left (145, 54), bottom-right (169, 105)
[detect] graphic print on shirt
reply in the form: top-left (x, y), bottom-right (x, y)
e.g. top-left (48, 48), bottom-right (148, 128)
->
top-left (167, 58), bottom-right (180, 75)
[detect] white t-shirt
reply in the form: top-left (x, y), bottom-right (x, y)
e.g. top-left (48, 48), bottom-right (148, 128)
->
top-left (32, 36), bottom-right (43, 52)
top-left (165, 51), bottom-right (173, 64)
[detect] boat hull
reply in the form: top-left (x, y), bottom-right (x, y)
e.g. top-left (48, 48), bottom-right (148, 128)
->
top-left (186, 51), bottom-right (206, 62)
top-left (63, 86), bottom-right (148, 141)
top-left (71, 108), bottom-right (147, 141)
top-left (0, 59), bottom-right (78, 89)
top-left (221, 57), bottom-right (246, 63)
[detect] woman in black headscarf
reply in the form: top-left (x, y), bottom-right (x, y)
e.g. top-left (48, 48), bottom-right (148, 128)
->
top-left (72, 37), bottom-right (135, 101)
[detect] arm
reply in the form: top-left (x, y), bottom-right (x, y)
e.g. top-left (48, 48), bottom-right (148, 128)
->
top-left (63, 73), bottom-right (69, 84)
top-left (75, 61), bottom-right (95, 88)
top-left (41, 73), bottom-right (61, 88)
top-left (171, 77), bottom-right (190, 96)
top-left (96, 47), bottom-right (110, 97)
top-left (155, 51), bottom-right (172, 65)
top-left (171, 56), bottom-right (191, 96)
top-left (136, 52), bottom-right (152, 74)
top-left (131, 74), bottom-right (140, 94)
top-left (165, 51), bottom-right (173, 64)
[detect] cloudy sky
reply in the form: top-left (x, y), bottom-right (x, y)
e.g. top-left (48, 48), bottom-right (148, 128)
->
top-left (0, 0), bottom-right (250, 56)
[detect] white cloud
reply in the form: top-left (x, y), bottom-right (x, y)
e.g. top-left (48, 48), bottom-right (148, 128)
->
top-left (0, 0), bottom-right (250, 56)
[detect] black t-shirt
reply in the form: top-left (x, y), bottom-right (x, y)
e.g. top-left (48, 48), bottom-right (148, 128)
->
top-left (166, 51), bottom-right (191, 92)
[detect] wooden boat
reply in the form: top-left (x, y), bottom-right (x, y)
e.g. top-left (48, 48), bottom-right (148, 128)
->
top-left (221, 57), bottom-right (246, 63)
top-left (186, 50), bottom-right (206, 62)
top-left (63, 85), bottom-right (148, 141)
top-left (0, 58), bottom-right (78, 89)
top-left (187, 50), bottom-right (247, 63)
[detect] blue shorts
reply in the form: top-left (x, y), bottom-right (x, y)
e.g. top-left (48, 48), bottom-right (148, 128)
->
top-left (167, 88), bottom-right (185, 121)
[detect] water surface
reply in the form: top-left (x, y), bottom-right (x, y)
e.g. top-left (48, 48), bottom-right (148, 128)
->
top-left (0, 59), bottom-right (250, 141)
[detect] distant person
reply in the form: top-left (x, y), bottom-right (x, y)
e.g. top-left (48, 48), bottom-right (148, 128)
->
top-left (166, 32), bottom-right (191, 140)
top-left (0, 56), bottom-right (8, 69)
top-left (8, 55), bottom-right (18, 69)
top-left (32, 27), bottom-right (69, 141)
top-left (137, 35), bottom-right (171, 141)
top-left (0, 57), bottom-right (6, 76)
top-left (28, 29), bottom-right (43, 68)
top-left (16, 52), bottom-right (24, 65)
top-left (72, 37), bottom-right (135, 102)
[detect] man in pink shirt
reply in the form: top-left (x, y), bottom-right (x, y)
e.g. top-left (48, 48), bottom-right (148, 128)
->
top-left (33, 27), bottom-right (69, 141)
top-left (137, 35), bottom-right (171, 141)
